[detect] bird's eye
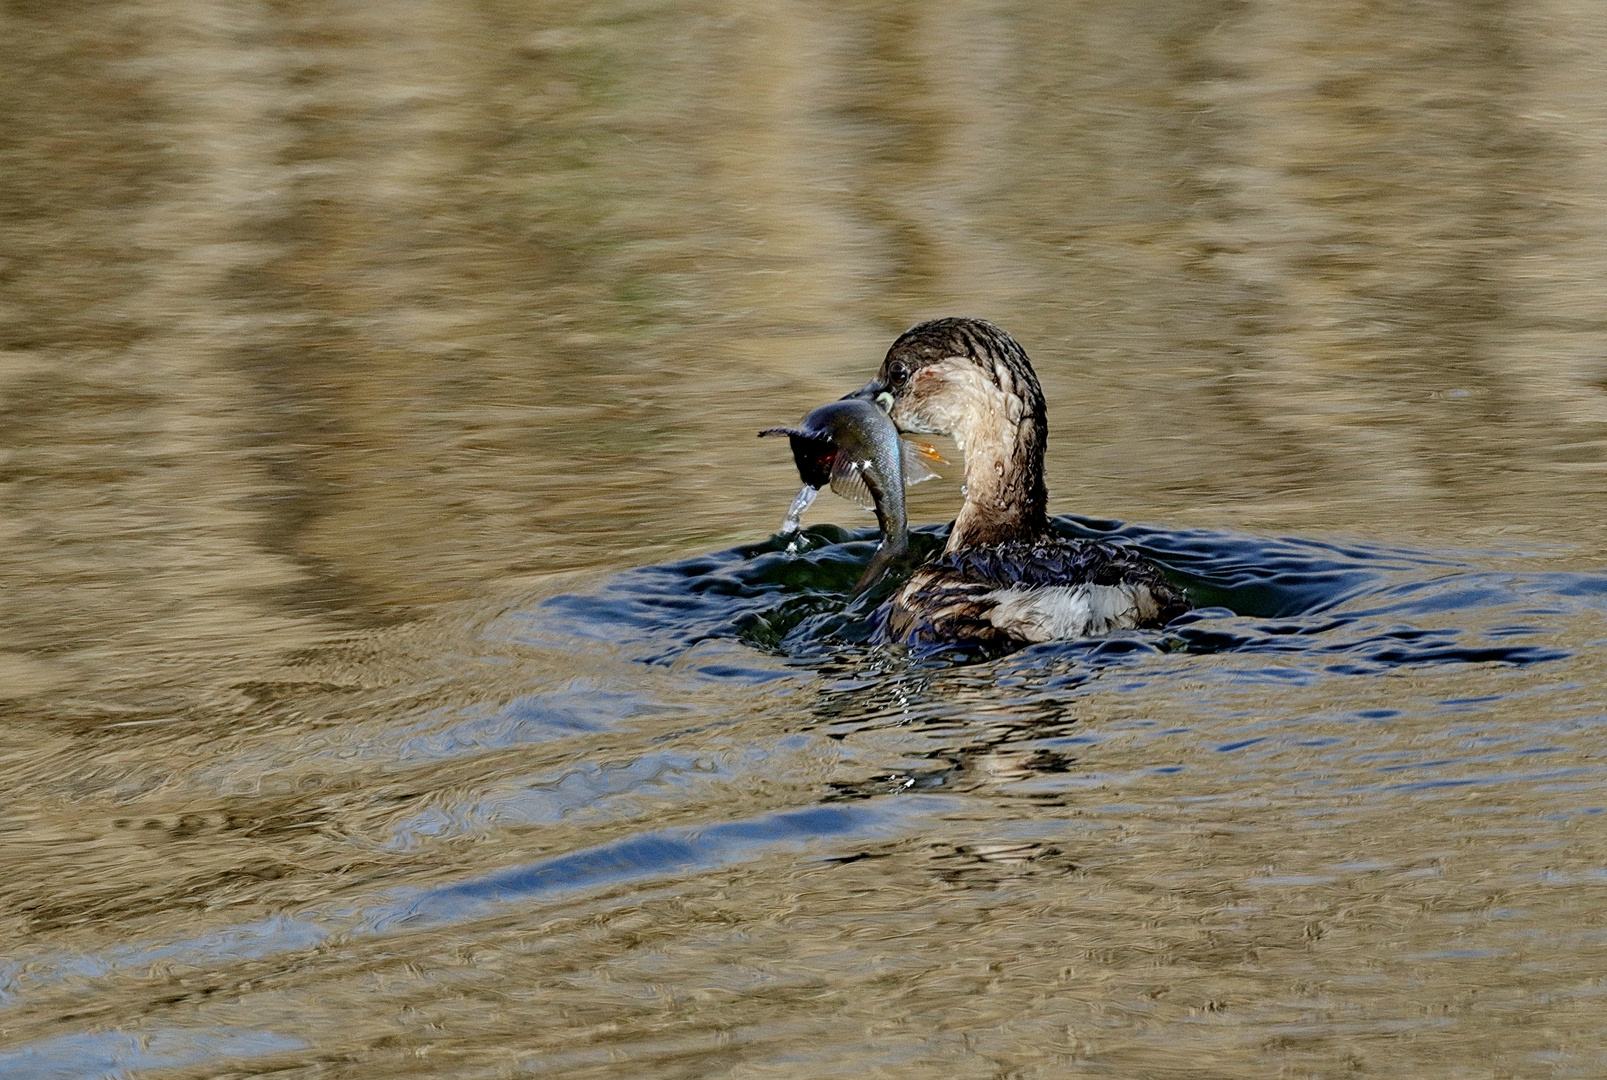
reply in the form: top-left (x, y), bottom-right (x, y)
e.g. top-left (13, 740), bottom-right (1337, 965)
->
top-left (887, 361), bottom-right (910, 388)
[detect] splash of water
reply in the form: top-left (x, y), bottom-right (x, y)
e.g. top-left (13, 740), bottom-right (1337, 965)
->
top-left (780, 484), bottom-right (819, 541)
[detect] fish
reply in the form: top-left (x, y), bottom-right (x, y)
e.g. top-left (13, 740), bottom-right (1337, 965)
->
top-left (760, 397), bottom-right (943, 597)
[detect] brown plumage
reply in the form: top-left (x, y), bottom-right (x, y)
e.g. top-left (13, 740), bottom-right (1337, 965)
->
top-left (855, 318), bottom-right (1190, 650)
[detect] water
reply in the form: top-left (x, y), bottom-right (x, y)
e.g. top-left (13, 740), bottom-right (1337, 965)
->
top-left (4, 0), bottom-right (1607, 1076)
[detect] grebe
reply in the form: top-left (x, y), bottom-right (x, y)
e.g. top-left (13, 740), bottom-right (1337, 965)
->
top-left (853, 317), bottom-right (1189, 650)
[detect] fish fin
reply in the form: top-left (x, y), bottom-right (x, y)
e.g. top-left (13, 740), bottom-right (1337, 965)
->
top-left (828, 457), bottom-right (877, 509)
top-left (758, 427), bottom-right (803, 439)
top-left (900, 440), bottom-right (942, 486)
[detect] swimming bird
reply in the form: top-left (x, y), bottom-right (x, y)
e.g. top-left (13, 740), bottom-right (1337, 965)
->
top-left (852, 317), bottom-right (1189, 650)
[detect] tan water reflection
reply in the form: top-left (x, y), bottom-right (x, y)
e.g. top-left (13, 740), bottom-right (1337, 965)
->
top-left (3, 0), bottom-right (1607, 1077)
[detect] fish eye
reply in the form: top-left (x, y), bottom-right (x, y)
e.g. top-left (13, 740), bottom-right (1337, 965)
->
top-left (887, 361), bottom-right (910, 389)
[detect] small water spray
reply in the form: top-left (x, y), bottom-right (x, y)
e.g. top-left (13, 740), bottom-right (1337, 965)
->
top-left (780, 484), bottom-right (819, 551)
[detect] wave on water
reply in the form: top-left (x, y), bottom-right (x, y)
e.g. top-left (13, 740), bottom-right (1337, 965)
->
top-left (533, 515), bottom-right (1601, 673)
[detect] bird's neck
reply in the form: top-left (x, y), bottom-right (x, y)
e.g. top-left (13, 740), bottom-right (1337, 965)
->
top-left (947, 408), bottom-right (1048, 552)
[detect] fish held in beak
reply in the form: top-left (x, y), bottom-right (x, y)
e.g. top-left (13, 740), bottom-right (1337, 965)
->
top-left (759, 398), bottom-right (943, 596)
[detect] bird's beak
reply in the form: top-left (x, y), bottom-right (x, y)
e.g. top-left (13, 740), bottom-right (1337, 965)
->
top-left (845, 381), bottom-right (894, 414)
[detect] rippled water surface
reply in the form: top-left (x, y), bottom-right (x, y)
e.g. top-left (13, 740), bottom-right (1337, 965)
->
top-left (5, 1), bottom-right (1607, 1077)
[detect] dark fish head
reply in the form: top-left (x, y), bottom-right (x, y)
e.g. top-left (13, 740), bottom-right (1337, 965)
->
top-left (760, 399), bottom-right (899, 499)
top-left (758, 429), bottom-right (837, 492)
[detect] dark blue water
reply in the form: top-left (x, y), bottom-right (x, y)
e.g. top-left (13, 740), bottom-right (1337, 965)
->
top-left (537, 514), bottom-right (1596, 672)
